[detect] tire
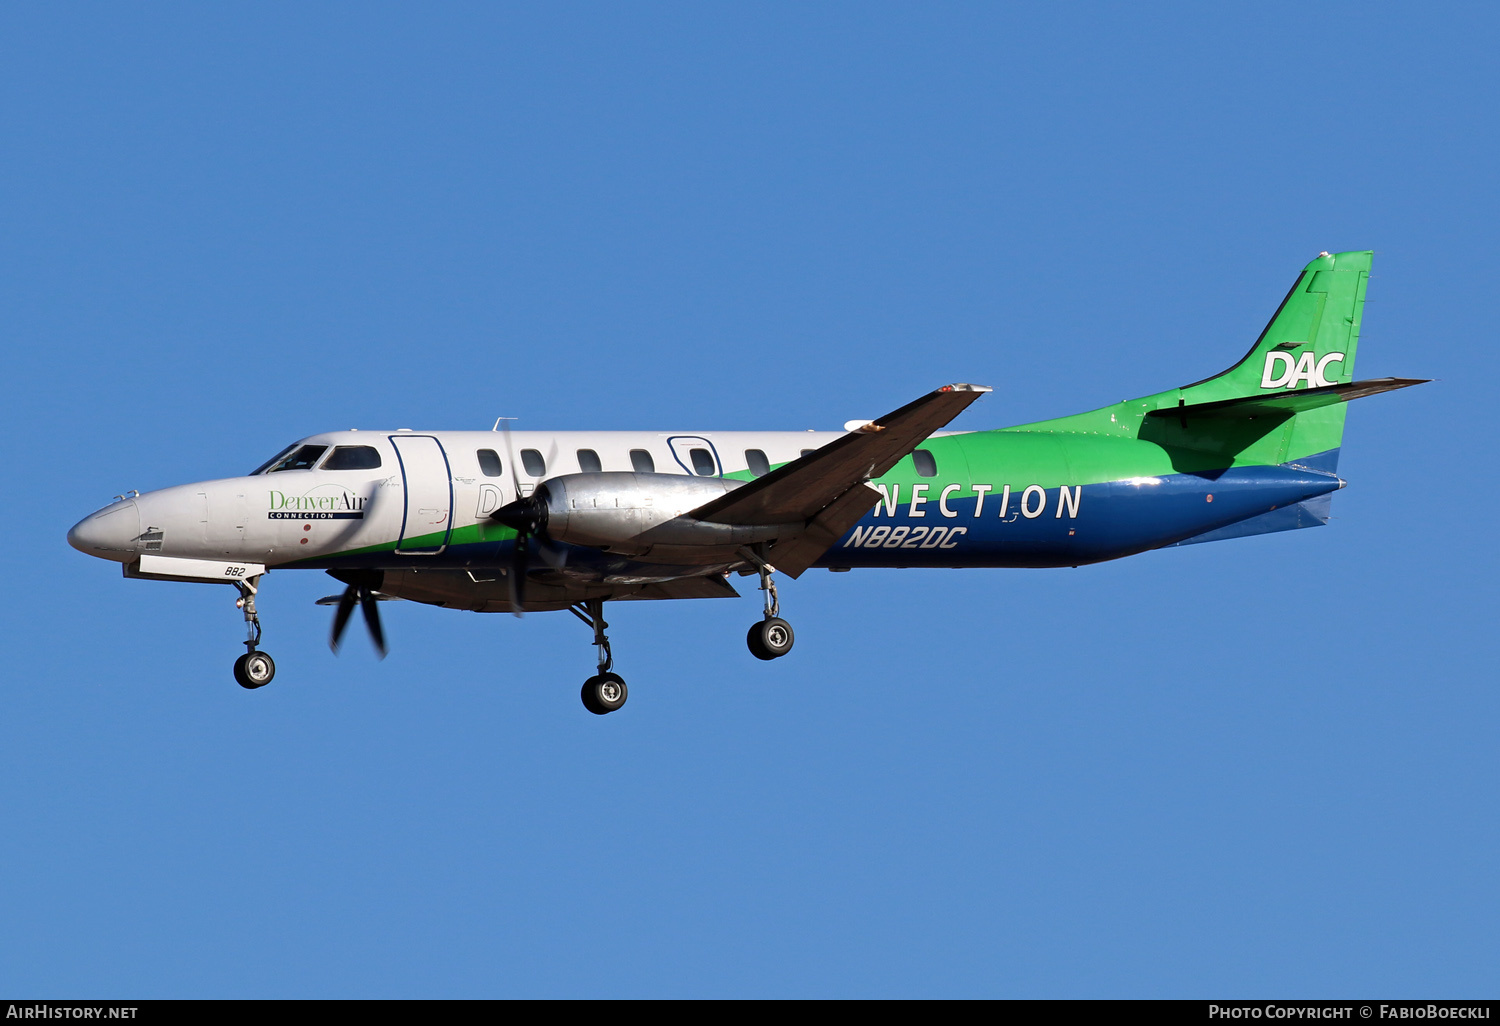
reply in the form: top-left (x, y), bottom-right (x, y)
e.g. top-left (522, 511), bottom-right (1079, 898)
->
top-left (582, 672), bottom-right (627, 714)
top-left (234, 651), bottom-right (275, 689)
top-left (748, 617), bottom-right (794, 660)
top-left (580, 679), bottom-right (604, 714)
top-left (746, 622), bottom-right (770, 660)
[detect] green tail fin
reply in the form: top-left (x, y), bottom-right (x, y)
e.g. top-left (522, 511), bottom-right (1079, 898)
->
top-left (1183, 249), bottom-right (1370, 402)
top-left (1005, 250), bottom-right (1423, 472)
top-left (1142, 250), bottom-right (1376, 466)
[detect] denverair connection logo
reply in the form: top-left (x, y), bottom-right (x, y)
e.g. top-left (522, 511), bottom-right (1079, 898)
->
top-left (267, 484), bottom-right (367, 521)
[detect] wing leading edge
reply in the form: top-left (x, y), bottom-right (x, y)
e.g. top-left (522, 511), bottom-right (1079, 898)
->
top-left (689, 383), bottom-right (991, 577)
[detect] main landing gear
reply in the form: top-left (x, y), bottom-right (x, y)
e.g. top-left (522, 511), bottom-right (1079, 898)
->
top-left (742, 548), bottom-right (795, 661)
top-left (231, 576), bottom-right (276, 690)
top-left (571, 597), bottom-right (627, 715)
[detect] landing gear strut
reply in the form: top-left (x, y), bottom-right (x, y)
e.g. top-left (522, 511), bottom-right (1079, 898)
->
top-left (232, 576), bottom-right (275, 689)
top-left (571, 597), bottom-right (626, 715)
top-left (741, 547), bottom-right (795, 661)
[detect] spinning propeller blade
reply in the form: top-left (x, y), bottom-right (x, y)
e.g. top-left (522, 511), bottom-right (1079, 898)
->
top-left (510, 533), bottom-right (528, 615)
top-left (359, 588), bottom-right (387, 658)
top-left (493, 422), bottom-right (563, 616)
top-left (330, 587), bottom-right (359, 651)
top-left (491, 492), bottom-right (548, 617)
top-left (326, 570), bottom-right (388, 658)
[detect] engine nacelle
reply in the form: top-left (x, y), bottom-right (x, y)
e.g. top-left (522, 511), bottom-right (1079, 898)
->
top-left (536, 473), bottom-right (794, 551)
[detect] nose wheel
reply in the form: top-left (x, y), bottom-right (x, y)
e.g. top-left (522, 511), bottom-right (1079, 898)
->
top-left (232, 577), bottom-right (275, 689)
top-left (234, 650), bottom-right (276, 689)
top-left (570, 598), bottom-right (627, 714)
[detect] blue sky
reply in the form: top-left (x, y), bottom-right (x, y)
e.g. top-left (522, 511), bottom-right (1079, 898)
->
top-left (2, 3), bottom-right (1494, 997)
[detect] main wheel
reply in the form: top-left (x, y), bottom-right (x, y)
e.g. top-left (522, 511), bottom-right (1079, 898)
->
top-left (234, 651), bottom-right (276, 689)
top-left (581, 672), bottom-right (628, 715)
top-left (747, 617), bottom-right (795, 660)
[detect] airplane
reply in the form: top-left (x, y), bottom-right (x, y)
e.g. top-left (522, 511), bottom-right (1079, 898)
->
top-left (67, 250), bottom-right (1425, 714)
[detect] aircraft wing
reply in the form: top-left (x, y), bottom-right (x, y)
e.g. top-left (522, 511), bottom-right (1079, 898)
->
top-left (757, 479), bottom-right (890, 578)
top-left (613, 575), bottom-right (741, 601)
top-left (688, 383), bottom-right (991, 576)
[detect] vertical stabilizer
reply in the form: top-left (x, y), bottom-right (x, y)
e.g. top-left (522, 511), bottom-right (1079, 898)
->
top-left (1159, 250), bottom-right (1373, 469)
top-left (1001, 250), bottom-right (1397, 471)
top-left (1182, 249), bottom-right (1370, 402)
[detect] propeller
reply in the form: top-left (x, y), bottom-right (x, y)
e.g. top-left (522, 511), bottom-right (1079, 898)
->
top-left (492, 418), bottom-right (566, 616)
top-left (326, 569), bottom-right (388, 658)
top-left (491, 491), bottom-right (548, 616)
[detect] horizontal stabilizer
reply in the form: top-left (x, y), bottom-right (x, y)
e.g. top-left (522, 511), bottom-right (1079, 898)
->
top-left (1147, 377), bottom-right (1428, 421)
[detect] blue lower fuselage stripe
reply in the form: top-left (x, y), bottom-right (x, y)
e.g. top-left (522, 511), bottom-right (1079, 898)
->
top-left (815, 453), bottom-right (1342, 568)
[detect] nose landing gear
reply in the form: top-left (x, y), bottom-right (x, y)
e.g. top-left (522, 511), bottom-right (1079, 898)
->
top-left (231, 577), bottom-right (275, 689)
top-left (741, 548), bottom-right (795, 661)
top-left (571, 597), bottom-right (626, 714)
top-left (233, 650), bottom-right (276, 689)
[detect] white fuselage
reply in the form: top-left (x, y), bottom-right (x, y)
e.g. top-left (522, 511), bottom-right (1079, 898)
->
top-left (68, 429), bottom-right (850, 568)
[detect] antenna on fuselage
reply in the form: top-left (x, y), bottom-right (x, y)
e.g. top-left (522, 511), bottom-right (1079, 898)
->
top-left (493, 416), bottom-right (518, 431)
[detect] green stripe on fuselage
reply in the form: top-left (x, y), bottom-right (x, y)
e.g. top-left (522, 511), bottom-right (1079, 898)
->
top-left (283, 518), bottom-right (519, 566)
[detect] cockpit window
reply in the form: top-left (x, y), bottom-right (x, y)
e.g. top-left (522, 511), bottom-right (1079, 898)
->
top-left (249, 444), bottom-right (299, 476)
top-left (321, 445), bottom-right (383, 471)
top-left (257, 444), bottom-right (328, 474)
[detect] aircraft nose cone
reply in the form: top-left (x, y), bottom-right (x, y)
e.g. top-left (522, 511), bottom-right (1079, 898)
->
top-left (67, 500), bottom-right (141, 561)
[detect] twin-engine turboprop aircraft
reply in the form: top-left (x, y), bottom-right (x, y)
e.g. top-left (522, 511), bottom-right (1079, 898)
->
top-left (69, 251), bottom-right (1425, 714)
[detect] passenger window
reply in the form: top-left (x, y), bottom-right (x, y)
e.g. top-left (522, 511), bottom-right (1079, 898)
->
top-left (476, 449), bottom-right (503, 477)
top-left (745, 449), bottom-right (770, 477)
top-left (520, 449), bottom-right (546, 477)
top-left (577, 449), bottom-right (602, 474)
top-left (912, 449), bottom-right (938, 477)
top-left (801, 449), bottom-right (816, 458)
top-left (322, 446), bottom-right (383, 471)
top-left (689, 448), bottom-right (716, 476)
top-left (630, 449), bottom-right (655, 474)
top-left (266, 445), bottom-right (327, 473)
